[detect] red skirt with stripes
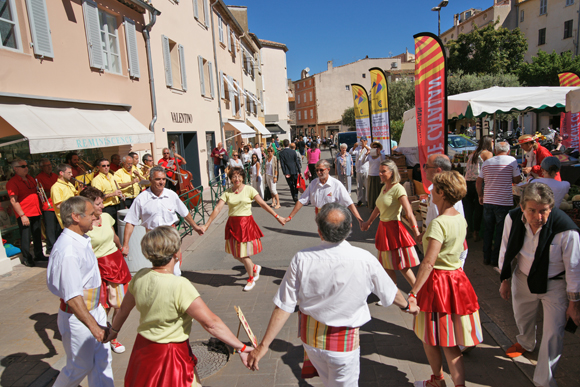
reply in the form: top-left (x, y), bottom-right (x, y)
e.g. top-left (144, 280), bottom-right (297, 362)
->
top-left (224, 216), bottom-right (264, 242)
top-left (417, 268), bottom-right (479, 315)
top-left (375, 220), bottom-right (420, 270)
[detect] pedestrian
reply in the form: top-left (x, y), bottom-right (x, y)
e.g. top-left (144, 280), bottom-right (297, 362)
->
top-left (113, 156), bottom-right (144, 209)
top-left (227, 151), bottom-right (244, 170)
top-left (306, 142), bottom-right (321, 182)
top-left (211, 142), bottom-right (227, 187)
top-left (247, 203), bottom-right (419, 386)
top-left (335, 144), bottom-right (353, 194)
top-left (200, 167), bottom-right (285, 291)
top-left (284, 160), bottom-right (364, 227)
top-left (463, 136), bottom-right (493, 241)
top-left (476, 141), bottom-right (521, 267)
top-left (253, 142), bottom-right (263, 163)
top-left (35, 158), bottom-right (60, 255)
top-left (264, 147), bottom-right (281, 209)
top-left (241, 145), bottom-right (252, 166)
top-left (409, 171), bottom-right (483, 387)
top-left (51, 163), bottom-right (78, 229)
top-left (519, 134), bottom-right (560, 181)
top-left (361, 160), bottom-right (420, 286)
top-left (364, 141), bottom-right (386, 211)
top-left (250, 153), bottom-right (263, 197)
top-left (499, 183), bottom-right (580, 387)
top-left (79, 187), bottom-right (131, 355)
top-left (7, 159), bottom-right (47, 267)
top-left (533, 157), bottom-right (570, 205)
top-left (350, 136), bottom-right (370, 207)
top-left (278, 139), bottom-right (302, 202)
top-left (47, 196), bottom-right (114, 387)
top-left (548, 134), bottom-right (566, 153)
top-left (296, 136), bottom-right (306, 161)
top-left (91, 158), bottom-right (123, 232)
top-left (108, 226), bottom-right (252, 387)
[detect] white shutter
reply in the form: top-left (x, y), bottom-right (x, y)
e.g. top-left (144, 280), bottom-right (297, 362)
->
top-left (179, 44), bottom-right (187, 91)
top-left (124, 18), bottom-right (140, 78)
top-left (198, 55), bottom-right (206, 96)
top-left (82, 0), bottom-right (104, 70)
top-left (227, 25), bottom-right (231, 52)
top-left (218, 17), bottom-right (223, 43)
top-left (161, 35), bottom-right (173, 87)
top-left (208, 61), bottom-right (215, 98)
top-left (229, 75), bottom-right (236, 116)
top-left (26, 0), bottom-right (53, 58)
top-left (193, 0), bottom-right (199, 19)
top-left (219, 71), bottom-right (225, 98)
top-left (203, 0), bottom-right (210, 28)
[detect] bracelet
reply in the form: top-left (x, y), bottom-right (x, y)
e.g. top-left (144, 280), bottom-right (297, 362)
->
top-left (408, 291), bottom-right (416, 299)
top-left (287, 216), bottom-right (292, 221)
top-left (239, 344), bottom-right (247, 353)
top-left (400, 300), bottom-right (410, 312)
top-left (110, 326), bottom-right (120, 334)
top-left (412, 225), bottom-right (418, 228)
top-left (275, 214), bottom-right (280, 219)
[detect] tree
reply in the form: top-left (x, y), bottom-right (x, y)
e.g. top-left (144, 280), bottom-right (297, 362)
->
top-left (388, 78), bottom-right (415, 122)
top-left (446, 20), bottom-right (527, 76)
top-left (518, 50), bottom-right (580, 86)
top-left (390, 120), bottom-right (404, 143)
top-left (342, 107), bottom-right (355, 129)
top-left (448, 70), bottom-right (520, 96)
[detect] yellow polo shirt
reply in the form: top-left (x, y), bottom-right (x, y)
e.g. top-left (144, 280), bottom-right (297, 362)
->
top-left (91, 173), bottom-right (120, 207)
top-left (51, 179), bottom-right (77, 227)
top-left (114, 167), bottom-right (141, 199)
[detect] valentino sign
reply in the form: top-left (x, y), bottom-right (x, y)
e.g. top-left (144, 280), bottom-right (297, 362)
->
top-left (171, 112), bottom-right (193, 123)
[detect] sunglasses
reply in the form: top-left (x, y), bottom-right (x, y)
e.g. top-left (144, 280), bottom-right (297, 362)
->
top-left (15, 165), bottom-right (28, 168)
top-left (315, 168), bottom-right (327, 172)
top-left (422, 163), bottom-right (436, 169)
top-left (101, 164), bottom-right (110, 167)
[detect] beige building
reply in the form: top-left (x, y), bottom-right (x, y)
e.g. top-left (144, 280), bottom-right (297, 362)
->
top-left (516, 0), bottom-right (579, 61)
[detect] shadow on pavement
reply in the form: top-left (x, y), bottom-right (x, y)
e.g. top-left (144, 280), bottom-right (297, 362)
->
top-left (183, 266), bottom-right (286, 288)
top-left (262, 226), bottom-right (319, 239)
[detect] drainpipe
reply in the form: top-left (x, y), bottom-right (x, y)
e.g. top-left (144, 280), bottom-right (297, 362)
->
top-left (576, 2), bottom-right (580, 56)
top-left (143, 9), bottom-right (160, 152)
top-left (211, 0), bottom-right (225, 144)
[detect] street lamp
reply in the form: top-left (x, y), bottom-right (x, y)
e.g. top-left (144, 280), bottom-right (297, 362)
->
top-left (431, 0), bottom-right (449, 36)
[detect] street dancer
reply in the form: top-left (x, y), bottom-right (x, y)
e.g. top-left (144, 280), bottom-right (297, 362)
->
top-left (200, 167), bottom-right (285, 291)
top-left (247, 203), bottom-right (418, 386)
top-left (47, 196), bottom-right (114, 387)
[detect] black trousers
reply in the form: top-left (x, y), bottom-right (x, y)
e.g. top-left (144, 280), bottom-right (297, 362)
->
top-left (17, 215), bottom-right (44, 262)
top-left (103, 204), bottom-right (121, 234)
top-left (285, 174), bottom-right (299, 201)
top-left (42, 211), bottom-right (61, 252)
top-left (123, 198), bottom-right (135, 210)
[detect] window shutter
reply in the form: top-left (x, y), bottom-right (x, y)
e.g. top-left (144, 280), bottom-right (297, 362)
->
top-left (198, 55), bottom-right (206, 96)
top-left (218, 17), bottom-right (223, 43)
top-left (82, 0), bottom-right (104, 69)
top-left (26, 0), bottom-right (53, 58)
top-left (161, 35), bottom-right (173, 87)
top-left (193, 0), bottom-right (199, 19)
top-left (219, 71), bottom-right (225, 98)
top-left (179, 44), bottom-right (187, 91)
top-left (203, 0), bottom-right (210, 28)
top-left (229, 75), bottom-right (236, 116)
top-left (227, 25), bottom-right (231, 52)
top-left (208, 61), bottom-right (215, 98)
top-left (124, 18), bottom-right (140, 78)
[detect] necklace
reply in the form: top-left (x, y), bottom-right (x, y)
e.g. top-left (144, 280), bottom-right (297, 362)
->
top-left (153, 267), bottom-right (172, 274)
top-left (233, 184), bottom-right (244, 194)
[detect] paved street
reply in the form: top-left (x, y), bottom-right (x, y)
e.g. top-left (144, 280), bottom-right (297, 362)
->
top-left (0, 149), bottom-right (578, 386)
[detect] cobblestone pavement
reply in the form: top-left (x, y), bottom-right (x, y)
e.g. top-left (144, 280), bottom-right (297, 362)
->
top-left (0, 149), bottom-right (578, 386)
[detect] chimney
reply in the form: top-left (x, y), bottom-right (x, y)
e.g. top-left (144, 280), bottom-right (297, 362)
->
top-left (327, 60), bottom-right (333, 71)
top-left (454, 13), bottom-right (459, 26)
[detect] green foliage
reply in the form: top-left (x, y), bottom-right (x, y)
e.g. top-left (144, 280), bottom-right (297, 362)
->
top-left (342, 107), bottom-right (355, 129)
top-left (446, 21), bottom-right (527, 76)
top-left (388, 78), bottom-right (415, 121)
top-left (518, 50), bottom-right (580, 86)
top-left (390, 120), bottom-right (404, 143)
top-left (448, 70), bottom-right (520, 95)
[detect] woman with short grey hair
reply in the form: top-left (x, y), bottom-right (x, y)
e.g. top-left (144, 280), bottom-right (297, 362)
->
top-left (335, 143), bottom-right (353, 194)
top-left (108, 226), bottom-right (252, 387)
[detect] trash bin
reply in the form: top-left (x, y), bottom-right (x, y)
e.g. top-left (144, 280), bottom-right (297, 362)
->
top-left (117, 209), bottom-right (151, 274)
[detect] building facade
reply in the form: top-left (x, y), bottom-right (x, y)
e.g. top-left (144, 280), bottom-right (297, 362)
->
top-left (294, 74), bottom-right (318, 137)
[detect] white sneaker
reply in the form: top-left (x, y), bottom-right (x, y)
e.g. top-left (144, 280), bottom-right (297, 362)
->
top-left (243, 279), bottom-right (256, 291)
top-left (110, 339), bottom-right (126, 354)
top-left (377, 301), bottom-right (383, 306)
top-left (253, 265), bottom-right (262, 281)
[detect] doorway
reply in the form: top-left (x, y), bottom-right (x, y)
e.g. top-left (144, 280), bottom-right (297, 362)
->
top-left (206, 132), bottom-right (215, 181)
top-left (167, 132), bottom-right (201, 187)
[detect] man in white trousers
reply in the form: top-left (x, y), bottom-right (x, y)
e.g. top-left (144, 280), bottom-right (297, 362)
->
top-left (349, 136), bottom-right (370, 207)
top-left (47, 196), bottom-right (114, 387)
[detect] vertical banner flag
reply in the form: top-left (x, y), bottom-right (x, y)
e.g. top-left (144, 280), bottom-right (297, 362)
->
top-left (558, 72), bottom-right (580, 152)
top-left (369, 68), bottom-right (391, 155)
top-left (351, 84), bottom-right (371, 141)
top-left (414, 32), bottom-right (447, 192)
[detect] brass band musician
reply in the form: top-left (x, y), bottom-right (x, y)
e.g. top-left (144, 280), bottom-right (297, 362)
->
top-left (51, 163), bottom-right (79, 229)
top-left (158, 147), bottom-right (186, 192)
top-left (114, 156), bottom-right (144, 209)
top-left (35, 158), bottom-right (60, 255)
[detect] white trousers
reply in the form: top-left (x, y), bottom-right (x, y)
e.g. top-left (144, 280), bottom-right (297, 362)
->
top-left (265, 174), bottom-right (278, 195)
top-left (303, 343), bottom-right (360, 387)
top-left (54, 305), bottom-right (114, 387)
top-left (512, 269), bottom-right (568, 387)
top-left (337, 174), bottom-right (352, 196)
top-left (251, 174), bottom-right (263, 197)
top-left (356, 171), bottom-right (368, 204)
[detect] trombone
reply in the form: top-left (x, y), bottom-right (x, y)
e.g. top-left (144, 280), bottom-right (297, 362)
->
top-left (35, 179), bottom-right (53, 210)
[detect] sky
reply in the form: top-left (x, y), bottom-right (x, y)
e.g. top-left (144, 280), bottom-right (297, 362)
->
top-left (227, 0), bottom-right (496, 81)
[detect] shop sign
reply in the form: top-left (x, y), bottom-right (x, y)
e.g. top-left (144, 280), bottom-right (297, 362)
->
top-left (76, 136), bottom-right (134, 148)
top-left (171, 112), bottom-right (193, 124)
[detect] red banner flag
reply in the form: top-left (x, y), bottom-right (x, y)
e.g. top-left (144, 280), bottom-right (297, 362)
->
top-left (558, 72), bottom-right (580, 152)
top-left (414, 33), bottom-right (447, 192)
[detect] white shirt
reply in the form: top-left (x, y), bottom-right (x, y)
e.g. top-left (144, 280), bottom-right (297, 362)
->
top-left (349, 145), bottom-right (369, 174)
top-left (273, 240), bottom-right (398, 327)
top-left (298, 176), bottom-right (353, 209)
top-left (124, 188), bottom-right (189, 230)
top-left (532, 178), bottom-right (570, 206)
top-left (47, 228), bottom-right (101, 302)
top-left (228, 158), bottom-right (243, 169)
top-left (242, 152), bottom-right (252, 164)
top-left (363, 151), bottom-right (385, 176)
top-left (253, 148), bottom-right (262, 162)
top-left (499, 213), bottom-right (580, 298)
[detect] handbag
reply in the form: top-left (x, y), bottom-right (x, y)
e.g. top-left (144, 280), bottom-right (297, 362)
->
top-left (296, 174), bottom-right (306, 192)
top-left (264, 185), bottom-right (272, 201)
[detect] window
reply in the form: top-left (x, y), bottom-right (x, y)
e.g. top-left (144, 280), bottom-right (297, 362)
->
top-left (564, 20), bottom-right (573, 39)
top-left (298, 111), bottom-right (301, 120)
top-left (193, 0), bottom-right (210, 28)
top-left (218, 15), bottom-right (224, 44)
top-left (310, 109), bottom-right (313, 119)
top-left (198, 56), bottom-right (214, 98)
top-left (362, 73), bottom-right (366, 78)
top-left (297, 94), bottom-right (300, 104)
top-left (26, 0), bottom-right (54, 57)
top-left (0, 0), bottom-right (21, 50)
top-left (161, 35), bottom-right (187, 90)
top-left (302, 81), bottom-right (305, 87)
top-left (124, 18), bottom-right (140, 78)
top-left (98, 10), bottom-right (122, 74)
top-left (345, 85), bottom-right (350, 91)
top-left (520, 10), bottom-right (524, 23)
top-left (566, 0), bottom-right (574, 6)
top-left (538, 28), bottom-right (546, 45)
top-left (303, 93), bottom-right (306, 103)
top-left (309, 79), bottom-right (311, 85)
top-left (540, 0), bottom-right (547, 15)
top-left (309, 91), bottom-right (312, 102)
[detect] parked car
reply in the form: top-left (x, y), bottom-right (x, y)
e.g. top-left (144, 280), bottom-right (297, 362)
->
top-left (447, 134), bottom-right (477, 159)
top-left (333, 131), bottom-right (358, 151)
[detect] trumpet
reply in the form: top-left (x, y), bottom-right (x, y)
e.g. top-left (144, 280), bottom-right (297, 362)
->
top-left (35, 179), bottom-right (52, 210)
top-left (113, 178), bottom-right (126, 202)
top-left (79, 158), bottom-right (94, 170)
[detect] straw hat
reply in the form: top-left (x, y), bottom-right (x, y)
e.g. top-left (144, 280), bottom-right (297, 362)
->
top-left (518, 134), bottom-right (537, 144)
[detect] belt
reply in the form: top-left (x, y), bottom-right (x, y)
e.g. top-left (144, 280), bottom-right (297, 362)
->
top-left (60, 286), bottom-right (101, 313)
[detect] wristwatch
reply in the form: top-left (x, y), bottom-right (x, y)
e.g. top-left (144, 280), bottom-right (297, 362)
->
top-left (400, 300), bottom-right (410, 312)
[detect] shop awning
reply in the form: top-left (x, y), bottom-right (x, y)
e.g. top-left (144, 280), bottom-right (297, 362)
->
top-left (247, 118), bottom-right (271, 138)
top-left (0, 104), bottom-right (154, 154)
top-left (266, 124), bottom-right (286, 134)
top-left (225, 120), bottom-right (256, 139)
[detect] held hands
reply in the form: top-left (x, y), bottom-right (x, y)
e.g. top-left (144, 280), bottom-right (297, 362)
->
top-left (407, 297), bottom-right (420, 316)
top-left (193, 224), bottom-right (205, 236)
top-left (276, 216), bottom-right (286, 226)
top-left (199, 224), bottom-right (209, 234)
top-left (499, 280), bottom-right (511, 301)
top-left (238, 345), bottom-right (254, 369)
top-left (247, 343), bottom-right (268, 371)
top-left (360, 220), bottom-right (370, 231)
top-left (92, 324), bottom-right (110, 343)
